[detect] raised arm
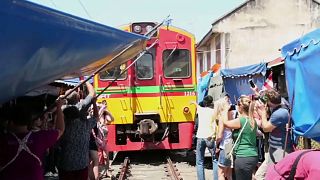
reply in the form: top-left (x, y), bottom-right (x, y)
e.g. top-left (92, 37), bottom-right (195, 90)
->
top-left (92, 97), bottom-right (99, 120)
top-left (260, 105), bottom-right (276, 132)
top-left (222, 108), bottom-right (241, 130)
top-left (86, 81), bottom-right (95, 97)
top-left (80, 82), bottom-right (96, 110)
top-left (55, 97), bottom-right (65, 139)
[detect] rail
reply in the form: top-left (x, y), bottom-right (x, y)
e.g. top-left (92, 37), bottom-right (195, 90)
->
top-left (117, 157), bottom-right (130, 180)
top-left (165, 157), bottom-right (182, 180)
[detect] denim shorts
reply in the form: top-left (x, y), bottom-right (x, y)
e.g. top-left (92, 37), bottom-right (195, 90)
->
top-left (218, 149), bottom-right (232, 167)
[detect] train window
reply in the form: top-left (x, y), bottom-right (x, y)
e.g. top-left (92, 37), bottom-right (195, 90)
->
top-left (99, 63), bottom-right (127, 80)
top-left (163, 49), bottom-right (190, 78)
top-left (136, 53), bottom-right (154, 79)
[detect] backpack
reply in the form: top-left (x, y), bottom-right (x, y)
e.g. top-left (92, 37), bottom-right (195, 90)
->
top-left (274, 149), bottom-right (320, 180)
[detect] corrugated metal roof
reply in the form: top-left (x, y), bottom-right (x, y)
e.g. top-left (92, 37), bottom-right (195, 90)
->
top-left (267, 57), bottom-right (284, 68)
top-left (196, 30), bottom-right (213, 48)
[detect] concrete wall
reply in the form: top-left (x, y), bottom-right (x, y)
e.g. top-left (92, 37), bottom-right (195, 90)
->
top-left (212, 0), bottom-right (320, 68)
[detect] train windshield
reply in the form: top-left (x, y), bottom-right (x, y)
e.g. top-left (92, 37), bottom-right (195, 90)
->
top-left (163, 49), bottom-right (190, 78)
top-left (136, 48), bottom-right (155, 79)
top-left (99, 63), bottom-right (127, 80)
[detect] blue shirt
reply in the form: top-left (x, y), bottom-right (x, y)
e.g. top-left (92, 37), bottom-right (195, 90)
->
top-left (269, 107), bottom-right (292, 150)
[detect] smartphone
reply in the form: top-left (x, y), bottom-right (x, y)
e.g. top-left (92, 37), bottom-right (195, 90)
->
top-left (249, 79), bottom-right (255, 88)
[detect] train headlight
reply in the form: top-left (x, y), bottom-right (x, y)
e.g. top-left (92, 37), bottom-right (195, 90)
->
top-left (133, 25), bottom-right (142, 33)
top-left (183, 107), bottom-right (190, 114)
top-left (146, 25), bottom-right (153, 33)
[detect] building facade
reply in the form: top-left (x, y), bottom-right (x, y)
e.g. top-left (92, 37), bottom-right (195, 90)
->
top-left (196, 0), bottom-right (320, 79)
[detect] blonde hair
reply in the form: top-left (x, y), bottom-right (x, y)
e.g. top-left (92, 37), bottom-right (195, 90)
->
top-left (212, 98), bottom-right (230, 123)
top-left (238, 95), bottom-right (256, 128)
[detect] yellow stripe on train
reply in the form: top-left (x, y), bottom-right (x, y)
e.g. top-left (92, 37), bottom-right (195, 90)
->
top-left (98, 95), bottom-right (196, 124)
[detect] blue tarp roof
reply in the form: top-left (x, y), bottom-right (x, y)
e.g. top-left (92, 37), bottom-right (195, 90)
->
top-left (220, 63), bottom-right (267, 78)
top-left (221, 63), bottom-right (267, 103)
top-left (282, 29), bottom-right (320, 142)
top-left (0, 0), bottom-right (147, 103)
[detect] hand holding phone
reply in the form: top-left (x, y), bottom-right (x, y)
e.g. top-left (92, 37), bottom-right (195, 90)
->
top-left (249, 79), bottom-right (255, 88)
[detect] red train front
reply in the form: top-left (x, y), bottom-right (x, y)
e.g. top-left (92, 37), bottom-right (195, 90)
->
top-left (94, 22), bottom-right (197, 151)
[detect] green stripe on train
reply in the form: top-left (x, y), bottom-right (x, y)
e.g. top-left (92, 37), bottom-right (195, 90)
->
top-left (95, 85), bottom-right (197, 94)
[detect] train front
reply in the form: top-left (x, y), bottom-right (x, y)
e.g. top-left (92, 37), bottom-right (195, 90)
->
top-left (94, 22), bottom-right (197, 151)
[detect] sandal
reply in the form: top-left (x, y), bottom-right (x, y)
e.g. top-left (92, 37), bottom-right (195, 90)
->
top-left (99, 170), bottom-right (112, 178)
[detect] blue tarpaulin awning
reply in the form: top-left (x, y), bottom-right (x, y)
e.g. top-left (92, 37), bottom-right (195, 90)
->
top-left (0, 0), bottom-right (147, 103)
top-left (221, 63), bottom-right (267, 103)
top-left (282, 29), bottom-right (320, 142)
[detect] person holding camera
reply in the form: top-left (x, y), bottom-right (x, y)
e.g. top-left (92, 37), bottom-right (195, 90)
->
top-left (222, 95), bottom-right (258, 180)
top-left (255, 89), bottom-right (293, 180)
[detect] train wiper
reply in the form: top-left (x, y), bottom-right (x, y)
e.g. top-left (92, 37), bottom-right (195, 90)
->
top-left (164, 46), bottom-right (177, 62)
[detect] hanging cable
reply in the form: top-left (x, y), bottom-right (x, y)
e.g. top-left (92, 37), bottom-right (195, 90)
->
top-left (49, 0), bottom-right (58, 8)
top-left (78, 0), bottom-right (92, 19)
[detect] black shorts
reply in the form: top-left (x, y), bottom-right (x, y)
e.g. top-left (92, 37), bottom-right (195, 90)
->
top-left (89, 133), bottom-right (98, 151)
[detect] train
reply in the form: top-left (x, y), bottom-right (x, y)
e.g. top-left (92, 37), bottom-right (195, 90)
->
top-left (94, 22), bottom-right (197, 151)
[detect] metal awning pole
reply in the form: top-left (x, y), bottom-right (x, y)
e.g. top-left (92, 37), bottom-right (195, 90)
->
top-left (37, 40), bottom-right (142, 117)
top-left (37, 16), bottom-right (171, 117)
top-left (63, 40), bottom-right (139, 99)
top-left (96, 39), bottom-right (158, 98)
top-left (95, 16), bottom-right (171, 97)
top-left (64, 15), bottom-right (171, 99)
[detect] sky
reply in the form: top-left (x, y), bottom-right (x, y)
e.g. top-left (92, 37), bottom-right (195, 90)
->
top-left (28, 0), bottom-right (245, 41)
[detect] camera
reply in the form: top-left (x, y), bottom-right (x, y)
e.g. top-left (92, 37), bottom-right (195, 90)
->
top-left (251, 94), bottom-right (267, 104)
top-left (229, 104), bottom-right (236, 111)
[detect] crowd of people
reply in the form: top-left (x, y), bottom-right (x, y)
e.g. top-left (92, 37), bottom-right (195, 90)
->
top-left (1, 79), bottom-right (319, 180)
top-left (193, 86), bottom-right (319, 180)
top-left (0, 81), bottom-right (114, 180)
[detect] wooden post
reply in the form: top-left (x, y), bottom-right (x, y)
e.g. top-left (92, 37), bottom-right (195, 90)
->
top-left (303, 138), bottom-right (311, 149)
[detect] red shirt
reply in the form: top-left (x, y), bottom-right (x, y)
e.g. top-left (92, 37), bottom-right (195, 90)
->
top-left (266, 150), bottom-right (320, 180)
top-left (0, 130), bottom-right (58, 180)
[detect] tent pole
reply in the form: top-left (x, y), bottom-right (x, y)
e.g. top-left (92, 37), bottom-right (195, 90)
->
top-left (283, 118), bottom-right (291, 157)
top-left (283, 94), bottom-right (295, 157)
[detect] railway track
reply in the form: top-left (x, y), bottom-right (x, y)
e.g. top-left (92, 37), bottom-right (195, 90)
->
top-left (103, 150), bottom-right (214, 180)
top-left (115, 156), bottom-right (182, 180)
